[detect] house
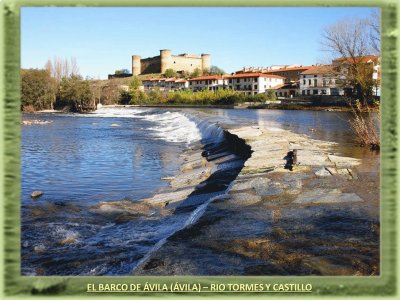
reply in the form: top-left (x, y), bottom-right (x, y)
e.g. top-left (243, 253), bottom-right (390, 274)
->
top-left (274, 82), bottom-right (300, 98)
top-left (142, 78), bottom-right (189, 91)
top-left (299, 65), bottom-right (343, 96)
top-left (173, 79), bottom-right (189, 90)
top-left (332, 55), bottom-right (381, 97)
top-left (188, 75), bottom-right (227, 91)
top-left (225, 73), bottom-right (285, 95)
top-left (263, 66), bottom-right (313, 83)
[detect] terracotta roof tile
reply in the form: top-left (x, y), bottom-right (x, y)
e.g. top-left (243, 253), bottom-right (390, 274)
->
top-left (189, 75), bottom-right (223, 81)
top-left (227, 73), bottom-right (285, 79)
top-left (300, 65), bottom-right (335, 75)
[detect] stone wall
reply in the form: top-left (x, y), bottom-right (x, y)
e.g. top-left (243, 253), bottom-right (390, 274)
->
top-left (141, 56), bottom-right (162, 74)
top-left (132, 50), bottom-right (211, 75)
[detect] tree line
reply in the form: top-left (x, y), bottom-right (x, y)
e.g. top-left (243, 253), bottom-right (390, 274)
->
top-left (21, 57), bottom-right (94, 112)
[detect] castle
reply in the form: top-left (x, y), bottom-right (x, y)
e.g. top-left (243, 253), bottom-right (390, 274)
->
top-left (132, 49), bottom-right (210, 75)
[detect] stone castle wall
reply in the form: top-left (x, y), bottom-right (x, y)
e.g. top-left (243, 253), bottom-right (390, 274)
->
top-left (132, 50), bottom-right (210, 75)
top-left (141, 56), bottom-right (162, 74)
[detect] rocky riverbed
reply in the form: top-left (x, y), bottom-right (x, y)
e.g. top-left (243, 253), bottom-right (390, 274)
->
top-left (133, 125), bottom-right (379, 276)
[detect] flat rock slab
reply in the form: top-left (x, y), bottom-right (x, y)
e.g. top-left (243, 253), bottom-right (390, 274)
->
top-left (328, 155), bottom-right (361, 168)
top-left (230, 177), bottom-right (271, 192)
top-left (254, 182), bottom-right (284, 197)
top-left (293, 189), bottom-right (363, 204)
top-left (144, 188), bottom-right (194, 206)
top-left (315, 168), bottom-right (332, 177)
top-left (170, 167), bottom-right (211, 188)
top-left (231, 128), bottom-right (263, 138)
top-left (296, 150), bottom-right (332, 167)
top-left (227, 193), bottom-right (262, 207)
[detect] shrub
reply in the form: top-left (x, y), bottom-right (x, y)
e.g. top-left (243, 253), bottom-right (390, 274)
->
top-left (349, 100), bottom-right (380, 150)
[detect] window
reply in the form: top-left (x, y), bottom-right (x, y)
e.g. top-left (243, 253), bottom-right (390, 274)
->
top-left (321, 89), bottom-right (327, 94)
top-left (313, 89), bottom-right (318, 95)
top-left (314, 75), bottom-right (317, 78)
top-left (303, 80), bottom-right (306, 85)
top-left (314, 79), bottom-right (317, 87)
top-left (308, 79), bottom-right (311, 85)
top-left (229, 79), bottom-right (232, 84)
top-left (307, 90), bottom-right (310, 95)
top-left (302, 90), bottom-right (305, 95)
top-left (254, 85), bottom-right (258, 90)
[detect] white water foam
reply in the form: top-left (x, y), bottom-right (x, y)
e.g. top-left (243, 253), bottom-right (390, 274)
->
top-left (142, 111), bottom-right (202, 144)
top-left (91, 107), bottom-right (202, 144)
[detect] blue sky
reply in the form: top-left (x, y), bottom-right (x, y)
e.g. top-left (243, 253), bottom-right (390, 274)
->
top-left (21, 7), bottom-right (378, 79)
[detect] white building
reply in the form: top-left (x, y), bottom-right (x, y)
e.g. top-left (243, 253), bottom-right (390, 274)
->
top-left (226, 73), bottom-right (285, 95)
top-left (142, 78), bottom-right (188, 91)
top-left (299, 65), bottom-right (344, 96)
top-left (188, 75), bottom-right (227, 91)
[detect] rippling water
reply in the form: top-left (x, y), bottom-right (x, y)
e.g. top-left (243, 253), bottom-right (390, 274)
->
top-left (21, 107), bottom-right (379, 276)
top-left (21, 107), bottom-right (211, 275)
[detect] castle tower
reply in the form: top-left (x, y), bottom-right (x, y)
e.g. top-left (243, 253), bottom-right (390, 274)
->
top-left (132, 55), bottom-right (141, 76)
top-left (160, 49), bottom-right (172, 74)
top-left (201, 54), bottom-right (211, 71)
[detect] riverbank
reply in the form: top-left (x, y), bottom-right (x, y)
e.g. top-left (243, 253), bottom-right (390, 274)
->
top-left (26, 102), bottom-right (379, 114)
top-left (133, 121), bottom-right (379, 275)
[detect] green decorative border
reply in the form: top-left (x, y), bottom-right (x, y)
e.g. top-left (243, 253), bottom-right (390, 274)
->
top-left (1, 0), bottom-right (398, 298)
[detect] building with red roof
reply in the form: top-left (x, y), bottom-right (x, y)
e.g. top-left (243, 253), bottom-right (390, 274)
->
top-left (188, 75), bottom-right (226, 91)
top-left (225, 73), bottom-right (285, 95)
top-left (299, 65), bottom-right (344, 96)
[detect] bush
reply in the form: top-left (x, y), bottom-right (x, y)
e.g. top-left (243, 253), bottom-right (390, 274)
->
top-left (21, 69), bottom-right (55, 111)
top-left (349, 100), bottom-right (380, 150)
top-left (57, 75), bottom-right (94, 112)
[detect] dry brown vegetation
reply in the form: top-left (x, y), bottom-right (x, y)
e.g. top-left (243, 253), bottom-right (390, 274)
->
top-left (350, 101), bottom-right (380, 150)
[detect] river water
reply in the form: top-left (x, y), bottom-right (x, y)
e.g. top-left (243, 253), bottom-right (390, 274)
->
top-left (21, 107), bottom-right (379, 275)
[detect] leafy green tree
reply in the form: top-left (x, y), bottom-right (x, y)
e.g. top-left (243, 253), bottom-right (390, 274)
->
top-left (206, 65), bottom-right (225, 75)
top-left (164, 68), bottom-right (177, 78)
top-left (190, 68), bottom-right (202, 78)
top-left (148, 87), bottom-right (164, 103)
top-left (128, 76), bottom-right (146, 104)
top-left (21, 69), bottom-right (56, 111)
top-left (115, 69), bottom-right (130, 75)
top-left (57, 75), bottom-right (94, 112)
top-left (119, 90), bottom-right (131, 105)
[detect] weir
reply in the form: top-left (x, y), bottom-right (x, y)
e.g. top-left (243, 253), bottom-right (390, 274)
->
top-left (132, 115), bottom-right (253, 273)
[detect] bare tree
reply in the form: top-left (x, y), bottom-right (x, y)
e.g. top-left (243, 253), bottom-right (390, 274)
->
top-left (322, 17), bottom-right (378, 104)
top-left (70, 57), bottom-right (80, 77)
top-left (368, 10), bottom-right (381, 55)
top-left (322, 17), bottom-right (372, 61)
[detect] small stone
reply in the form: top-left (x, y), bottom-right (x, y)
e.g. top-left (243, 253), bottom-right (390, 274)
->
top-left (31, 191), bottom-right (44, 198)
